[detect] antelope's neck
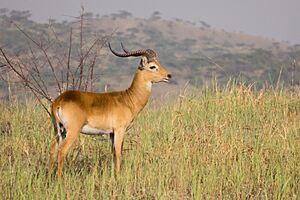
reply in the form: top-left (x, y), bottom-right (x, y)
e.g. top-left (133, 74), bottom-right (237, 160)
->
top-left (125, 71), bottom-right (152, 115)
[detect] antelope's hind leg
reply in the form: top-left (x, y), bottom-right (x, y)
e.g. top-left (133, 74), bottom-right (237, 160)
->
top-left (56, 125), bottom-right (81, 181)
top-left (47, 136), bottom-right (58, 179)
top-left (47, 120), bottom-right (62, 179)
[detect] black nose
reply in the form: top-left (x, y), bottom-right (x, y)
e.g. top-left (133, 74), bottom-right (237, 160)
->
top-left (167, 74), bottom-right (172, 79)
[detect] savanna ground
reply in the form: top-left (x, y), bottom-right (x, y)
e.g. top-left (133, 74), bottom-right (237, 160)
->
top-left (0, 83), bottom-right (299, 199)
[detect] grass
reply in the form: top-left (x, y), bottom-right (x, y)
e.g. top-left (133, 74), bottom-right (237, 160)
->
top-left (0, 83), bottom-right (299, 199)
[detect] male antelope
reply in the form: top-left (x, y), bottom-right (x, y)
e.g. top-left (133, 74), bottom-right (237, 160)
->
top-left (48, 43), bottom-right (172, 180)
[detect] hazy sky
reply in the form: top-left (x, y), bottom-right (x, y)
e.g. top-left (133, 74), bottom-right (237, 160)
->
top-left (2, 0), bottom-right (300, 44)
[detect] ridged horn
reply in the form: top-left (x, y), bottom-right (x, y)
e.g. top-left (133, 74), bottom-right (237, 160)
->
top-left (109, 43), bottom-right (157, 61)
top-left (121, 42), bottom-right (129, 53)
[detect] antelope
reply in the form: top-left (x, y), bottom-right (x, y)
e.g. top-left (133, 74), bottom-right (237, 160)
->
top-left (47, 43), bottom-right (172, 180)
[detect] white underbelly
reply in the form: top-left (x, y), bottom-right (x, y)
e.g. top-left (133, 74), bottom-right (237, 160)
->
top-left (81, 125), bottom-right (113, 135)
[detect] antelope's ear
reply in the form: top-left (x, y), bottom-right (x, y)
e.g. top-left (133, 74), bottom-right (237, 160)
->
top-left (138, 56), bottom-right (148, 70)
top-left (141, 56), bottom-right (148, 67)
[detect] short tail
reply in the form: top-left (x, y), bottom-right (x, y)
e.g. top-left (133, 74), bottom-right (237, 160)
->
top-left (51, 103), bottom-right (66, 145)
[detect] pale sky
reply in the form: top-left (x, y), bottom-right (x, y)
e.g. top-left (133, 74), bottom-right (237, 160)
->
top-left (1, 0), bottom-right (300, 44)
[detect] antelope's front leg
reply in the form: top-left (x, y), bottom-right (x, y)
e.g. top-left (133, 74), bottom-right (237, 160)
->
top-left (113, 128), bottom-right (125, 172)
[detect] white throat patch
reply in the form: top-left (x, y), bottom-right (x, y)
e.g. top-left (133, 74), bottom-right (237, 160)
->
top-left (147, 81), bottom-right (152, 91)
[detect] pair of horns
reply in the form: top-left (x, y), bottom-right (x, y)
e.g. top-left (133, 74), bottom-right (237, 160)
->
top-left (108, 43), bottom-right (157, 61)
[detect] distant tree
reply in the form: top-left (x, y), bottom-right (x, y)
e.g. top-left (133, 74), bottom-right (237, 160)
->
top-left (48, 18), bottom-right (56, 24)
top-left (83, 12), bottom-right (94, 19)
top-left (0, 8), bottom-right (8, 15)
top-left (199, 20), bottom-right (210, 28)
top-left (9, 10), bottom-right (31, 21)
top-left (62, 20), bottom-right (68, 25)
top-left (119, 10), bottom-right (132, 18)
top-left (116, 10), bottom-right (132, 18)
top-left (150, 11), bottom-right (161, 20)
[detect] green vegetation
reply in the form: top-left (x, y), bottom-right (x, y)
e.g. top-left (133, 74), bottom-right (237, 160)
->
top-left (1, 83), bottom-right (299, 199)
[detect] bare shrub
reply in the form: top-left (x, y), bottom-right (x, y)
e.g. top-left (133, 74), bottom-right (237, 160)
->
top-left (0, 8), bottom-right (112, 116)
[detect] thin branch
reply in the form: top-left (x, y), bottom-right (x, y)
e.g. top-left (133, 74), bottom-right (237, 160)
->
top-left (17, 56), bottom-right (49, 98)
top-left (11, 21), bottom-right (40, 47)
top-left (28, 86), bottom-right (52, 117)
top-left (85, 51), bottom-right (97, 91)
top-left (85, 35), bottom-right (111, 91)
top-left (202, 54), bottom-right (226, 72)
top-left (48, 22), bottom-right (64, 49)
top-left (74, 38), bottom-right (100, 89)
top-left (40, 47), bottom-right (62, 93)
top-left (15, 57), bottom-right (49, 100)
top-left (12, 21), bottom-right (62, 94)
top-left (0, 48), bottom-right (52, 102)
top-left (1, 14), bottom-right (112, 117)
top-left (27, 43), bottom-right (50, 97)
top-left (78, 7), bottom-right (84, 89)
top-left (67, 28), bottom-right (72, 90)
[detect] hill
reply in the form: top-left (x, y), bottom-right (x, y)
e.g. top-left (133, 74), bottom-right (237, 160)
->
top-left (0, 10), bottom-right (300, 99)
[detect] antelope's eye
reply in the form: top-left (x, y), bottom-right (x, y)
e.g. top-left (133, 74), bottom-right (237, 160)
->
top-left (150, 65), bottom-right (157, 69)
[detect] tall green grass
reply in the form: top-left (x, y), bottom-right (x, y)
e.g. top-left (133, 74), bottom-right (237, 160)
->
top-left (0, 84), bottom-right (299, 199)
